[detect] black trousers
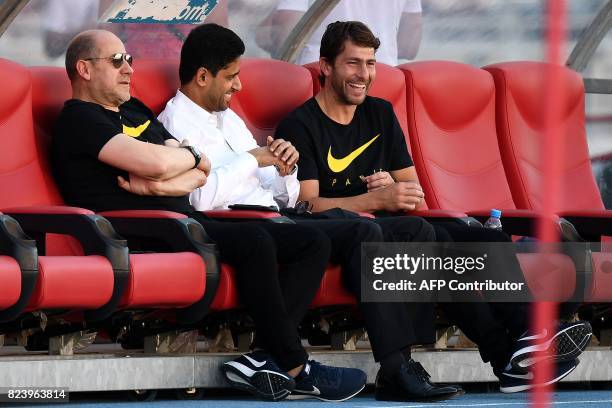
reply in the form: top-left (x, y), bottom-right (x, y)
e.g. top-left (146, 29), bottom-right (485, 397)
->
top-left (187, 212), bottom-right (331, 370)
top-left (433, 222), bottom-right (530, 374)
top-left (292, 216), bottom-right (437, 362)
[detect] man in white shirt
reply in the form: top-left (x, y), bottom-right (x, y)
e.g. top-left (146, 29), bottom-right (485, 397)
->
top-left (256, 0), bottom-right (422, 65)
top-left (157, 23), bottom-right (462, 403)
top-left (158, 80), bottom-right (299, 211)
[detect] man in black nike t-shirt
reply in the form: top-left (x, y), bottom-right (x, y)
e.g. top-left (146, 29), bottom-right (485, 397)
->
top-left (275, 21), bottom-right (591, 396)
top-left (50, 29), bottom-right (369, 402)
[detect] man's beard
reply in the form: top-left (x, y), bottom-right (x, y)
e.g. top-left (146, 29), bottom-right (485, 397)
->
top-left (330, 74), bottom-right (368, 106)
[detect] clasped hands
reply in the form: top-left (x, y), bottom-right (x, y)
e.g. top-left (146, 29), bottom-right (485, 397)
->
top-left (248, 136), bottom-right (298, 176)
top-left (361, 171), bottom-right (425, 211)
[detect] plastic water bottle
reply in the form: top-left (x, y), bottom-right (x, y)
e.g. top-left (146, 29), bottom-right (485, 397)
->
top-left (483, 209), bottom-right (502, 231)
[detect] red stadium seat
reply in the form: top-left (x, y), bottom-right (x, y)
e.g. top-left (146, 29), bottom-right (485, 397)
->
top-left (28, 66), bottom-right (209, 318)
top-left (396, 61), bottom-right (580, 298)
top-left (484, 61), bottom-right (611, 301)
top-left (0, 212), bottom-right (37, 322)
top-left (398, 61), bottom-right (569, 234)
top-left (399, 61), bottom-right (515, 212)
top-left (0, 59), bottom-right (115, 318)
top-left (234, 59), bottom-right (321, 145)
top-left (130, 59), bottom-right (180, 115)
top-left (484, 61), bottom-right (610, 241)
top-left (0, 59), bottom-right (208, 327)
top-left (0, 254), bottom-right (21, 310)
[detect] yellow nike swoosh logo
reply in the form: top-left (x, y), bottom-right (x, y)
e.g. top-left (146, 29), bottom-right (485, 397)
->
top-left (327, 134), bottom-right (380, 173)
top-left (123, 120), bottom-right (151, 137)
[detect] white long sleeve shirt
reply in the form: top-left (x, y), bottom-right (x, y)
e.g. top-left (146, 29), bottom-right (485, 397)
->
top-left (158, 90), bottom-right (300, 211)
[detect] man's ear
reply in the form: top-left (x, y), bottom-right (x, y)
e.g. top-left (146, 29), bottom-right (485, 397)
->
top-left (196, 67), bottom-right (209, 86)
top-left (319, 57), bottom-right (332, 80)
top-left (76, 60), bottom-right (92, 80)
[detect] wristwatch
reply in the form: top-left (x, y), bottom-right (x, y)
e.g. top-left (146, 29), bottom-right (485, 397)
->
top-left (182, 145), bottom-right (202, 168)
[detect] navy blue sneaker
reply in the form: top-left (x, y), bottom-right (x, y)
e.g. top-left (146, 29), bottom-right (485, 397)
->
top-left (499, 358), bottom-right (579, 393)
top-left (510, 321), bottom-right (591, 371)
top-left (288, 360), bottom-right (366, 402)
top-left (221, 351), bottom-right (295, 401)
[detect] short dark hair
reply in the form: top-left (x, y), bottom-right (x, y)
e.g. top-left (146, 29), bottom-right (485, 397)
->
top-left (65, 31), bottom-right (99, 80)
top-left (319, 21), bottom-right (380, 86)
top-left (179, 23), bottom-right (245, 84)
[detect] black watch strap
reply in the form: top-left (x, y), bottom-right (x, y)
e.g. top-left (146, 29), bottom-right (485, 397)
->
top-left (182, 145), bottom-right (201, 169)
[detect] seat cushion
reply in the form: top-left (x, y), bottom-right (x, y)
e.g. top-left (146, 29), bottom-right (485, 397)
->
top-left (587, 252), bottom-right (612, 302)
top-left (0, 256), bottom-right (21, 309)
top-left (310, 264), bottom-right (356, 307)
top-left (210, 264), bottom-right (240, 311)
top-left (120, 252), bottom-right (205, 308)
top-left (517, 253), bottom-right (576, 302)
top-left (210, 263), bottom-right (357, 312)
top-left (28, 256), bottom-right (114, 310)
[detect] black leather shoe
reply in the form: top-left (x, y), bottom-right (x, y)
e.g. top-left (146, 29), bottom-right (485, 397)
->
top-left (375, 359), bottom-right (462, 402)
top-left (409, 359), bottom-right (465, 396)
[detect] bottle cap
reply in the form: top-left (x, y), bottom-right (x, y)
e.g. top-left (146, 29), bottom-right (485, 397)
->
top-left (490, 209), bottom-right (502, 218)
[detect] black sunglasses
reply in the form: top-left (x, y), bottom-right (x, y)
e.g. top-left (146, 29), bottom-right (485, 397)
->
top-left (84, 53), bottom-right (133, 69)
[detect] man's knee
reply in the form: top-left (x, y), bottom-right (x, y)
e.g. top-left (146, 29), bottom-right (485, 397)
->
top-left (295, 225), bottom-right (332, 262)
top-left (382, 216), bottom-right (435, 242)
top-left (237, 225), bottom-right (278, 260)
top-left (353, 219), bottom-right (385, 243)
top-left (413, 217), bottom-right (436, 241)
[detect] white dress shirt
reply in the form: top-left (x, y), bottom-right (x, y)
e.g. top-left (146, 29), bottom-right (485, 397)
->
top-left (158, 90), bottom-right (300, 211)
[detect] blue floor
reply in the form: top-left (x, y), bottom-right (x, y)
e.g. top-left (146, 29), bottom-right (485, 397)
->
top-left (28, 390), bottom-right (612, 408)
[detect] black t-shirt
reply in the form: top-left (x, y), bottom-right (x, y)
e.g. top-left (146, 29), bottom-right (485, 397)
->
top-left (275, 96), bottom-right (413, 198)
top-left (51, 97), bottom-right (194, 212)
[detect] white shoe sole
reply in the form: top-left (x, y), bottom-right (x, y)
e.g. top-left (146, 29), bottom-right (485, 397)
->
top-left (500, 362), bottom-right (578, 393)
top-left (221, 361), bottom-right (294, 401)
top-left (510, 322), bottom-right (591, 370)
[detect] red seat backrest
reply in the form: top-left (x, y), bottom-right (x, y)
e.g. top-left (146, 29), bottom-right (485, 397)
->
top-left (0, 60), bottom-right (65, 210)
top-left (26, 65), bottom-right (88, 256)
top-left (484, 61), bottom-right (604, 212)
top-left (232, 59), bottom-right (313, 146)
top-left (30, 67), bottom-right (72, 153)
top-left (130, 59), bottom-right (180, 115)
top-left (0, 61), bottom-right (82, 257)
top-left (399, 61), bottom-right (516, 212)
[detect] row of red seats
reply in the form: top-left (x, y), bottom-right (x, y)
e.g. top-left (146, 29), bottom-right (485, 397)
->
top-left (0, 56), bottom-right (608, 347)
